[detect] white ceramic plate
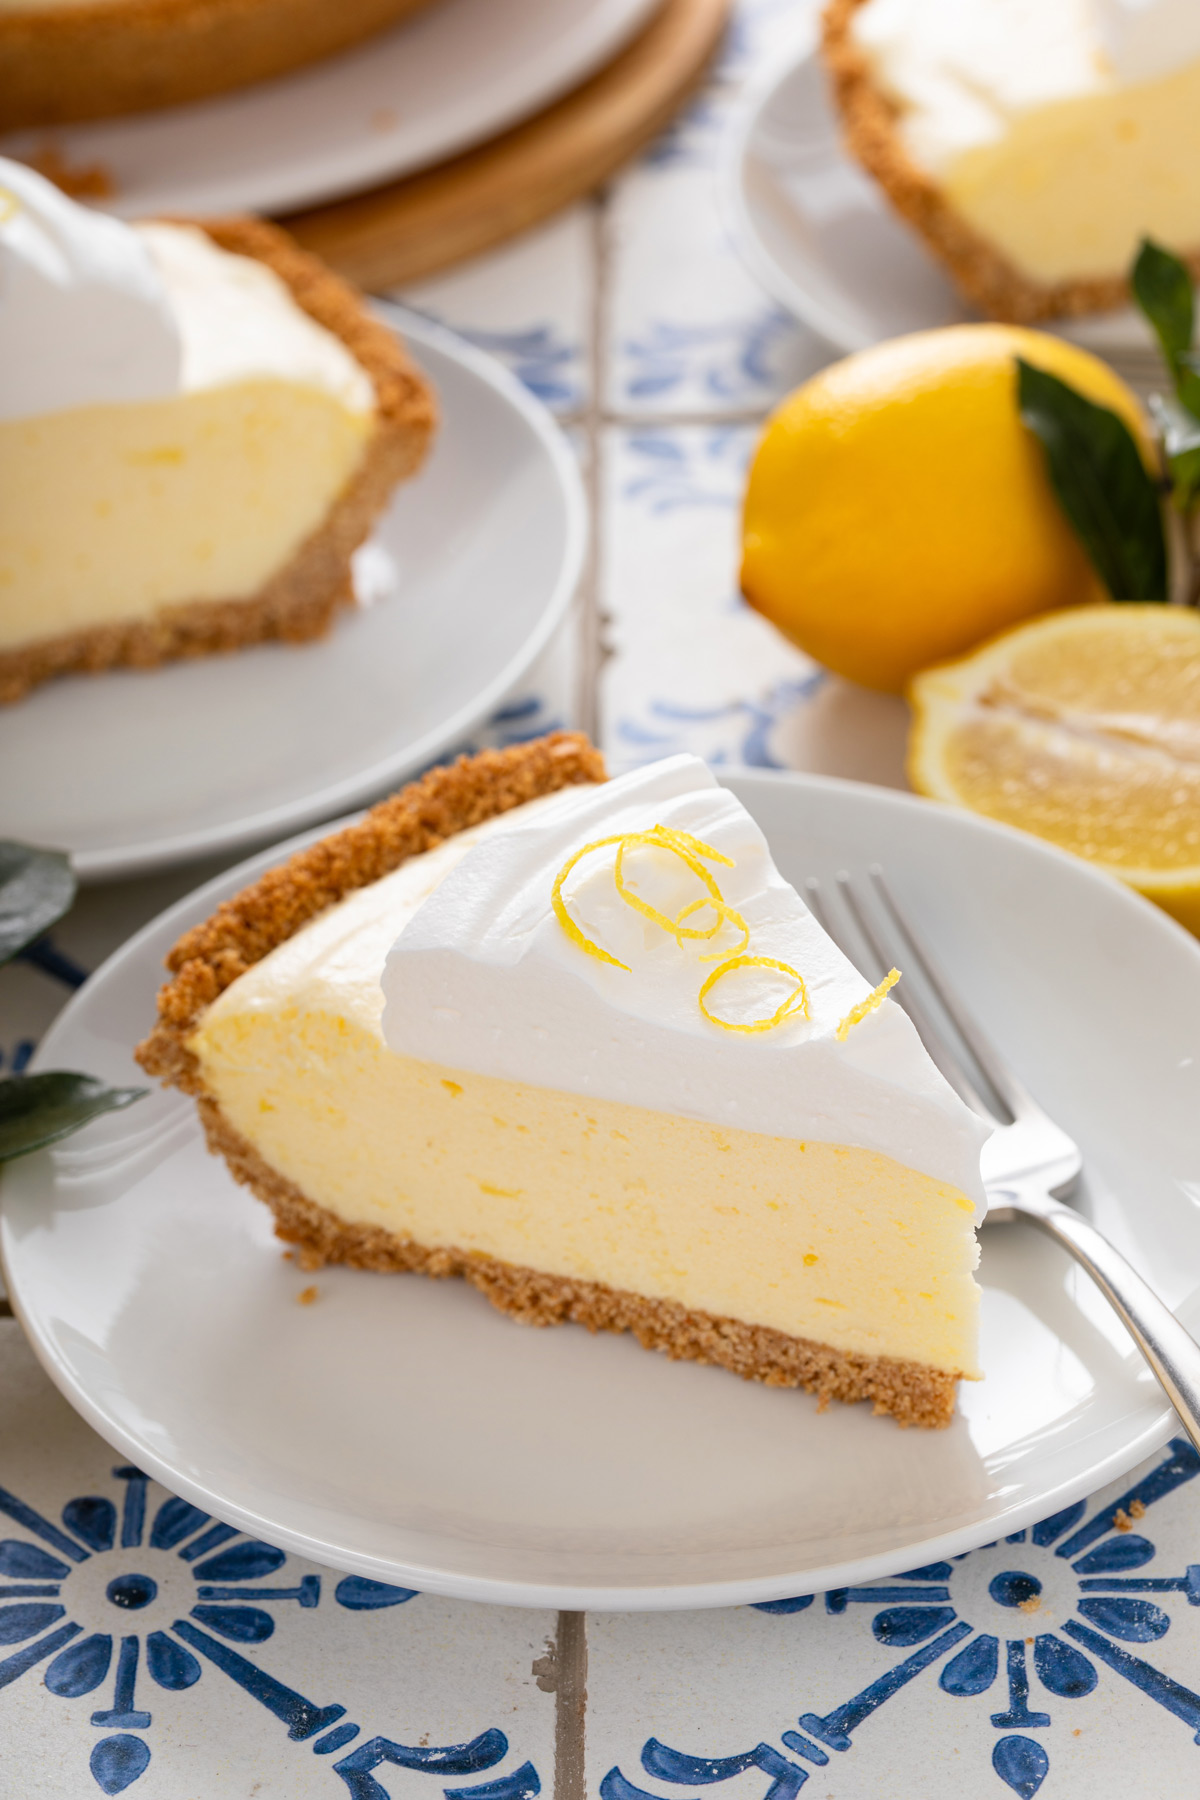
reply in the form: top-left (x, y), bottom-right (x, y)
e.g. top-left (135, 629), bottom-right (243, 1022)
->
top-left (4, 772), bottom-right (1200, 1610)
top-left (0, 0), bottom-right (660, 218)
top-left (723, 26), bottom-right (1163, 365)
top-left (0, 306), bottom-right (585, 882)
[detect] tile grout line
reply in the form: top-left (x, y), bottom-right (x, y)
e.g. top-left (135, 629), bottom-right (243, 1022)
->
top-left (551, 176), bottom-right (608, 1800)
top-left (574, 189), bottom-right (613, 744)
top-left (558, 407), bottom-right (773, 432)
top-left (598, 408), bottom-right (773, 428)
top-left (552, 1610), bottom-right (589, 1800)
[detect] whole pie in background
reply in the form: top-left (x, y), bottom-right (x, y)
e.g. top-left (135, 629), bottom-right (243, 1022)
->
top-left (0, 0), bottom-right (440, 129)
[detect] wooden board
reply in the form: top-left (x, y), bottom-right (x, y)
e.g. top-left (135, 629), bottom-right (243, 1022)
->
top-left (283, 0), bottom-right (731, 291)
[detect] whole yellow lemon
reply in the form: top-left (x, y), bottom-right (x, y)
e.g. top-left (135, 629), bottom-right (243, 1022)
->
top-left (740, 325), bottom-right (1153, 693)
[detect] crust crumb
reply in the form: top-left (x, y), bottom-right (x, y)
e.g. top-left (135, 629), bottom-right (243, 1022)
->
top-left (297, 1285), bottom-right (319, 1306)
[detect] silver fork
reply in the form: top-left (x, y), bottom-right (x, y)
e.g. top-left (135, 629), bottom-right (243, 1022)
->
top-left (806, 866), bottom-right (1200, 1454)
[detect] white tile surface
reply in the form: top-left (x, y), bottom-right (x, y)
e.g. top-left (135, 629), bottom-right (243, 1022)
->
top-left (714, 0), bottom-right (822, 88)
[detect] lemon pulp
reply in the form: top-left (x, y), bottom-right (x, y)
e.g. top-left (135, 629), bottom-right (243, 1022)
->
top-left (909, 604), bottom-right (1200, 933)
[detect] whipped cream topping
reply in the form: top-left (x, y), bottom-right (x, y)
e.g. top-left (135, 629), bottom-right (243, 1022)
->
top-left (0, 156), bottom-right (180, 425)
top-left (851, 0), bottom-right (1200, 174)
top-left (0, 158), bottom-right (373, 424)
top-left (1092, 0), bottom-right (1200, 82)
top-left (136, 223), bottom-right (374, 412)
top-left (381, 757), bottom-right (990, 1205)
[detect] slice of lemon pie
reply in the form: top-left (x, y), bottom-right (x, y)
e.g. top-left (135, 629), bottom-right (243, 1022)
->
top-left (824, 0), bottom-right (1200, 320)
top-left (138, 734), bottom-right (988, 1427)
top-left (0, 159), bottom-right (435, 702)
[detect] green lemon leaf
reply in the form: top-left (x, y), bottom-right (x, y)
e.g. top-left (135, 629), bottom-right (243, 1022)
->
top-left (1132, 238), bottom-right (1195, 366)
top-left (1149, 394), bottom-right (1200, 511)
top-left (1131, 241), bottom-right (1200, 425)
top-left (1175, 350), bottom-right (1200, 422)
top-left (0, 1072), bottom-right (146, 1162)
top-left (1016, 358), bottom-right (1167, 601)
top-left (0, 842), bottom-right (75, 965)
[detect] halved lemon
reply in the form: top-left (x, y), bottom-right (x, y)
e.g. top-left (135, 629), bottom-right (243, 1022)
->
top-left (909, 604), bottom-right (1200, 934)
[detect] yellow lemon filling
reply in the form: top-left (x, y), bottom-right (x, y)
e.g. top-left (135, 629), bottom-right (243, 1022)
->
top-left (192, 1002), bottom-right (980, 1377)
top-left (0, 383), bottom-right (372, 649)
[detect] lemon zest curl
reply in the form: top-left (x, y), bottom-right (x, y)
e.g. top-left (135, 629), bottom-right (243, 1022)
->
top-left (552, 825), bottom-right (737, 971)
top-left (699, 956), bottom-right (810, 1034)
top-left (551, 833), bottom-right (637, 970)
top-left (674, 895), bottom-right (751, 961)
top-left (552, 826), bottom-right (813, 1035)
top-left (836, 968), bottom-right (901, 1041)
top-left (614, 828), bottom-right (729, 941)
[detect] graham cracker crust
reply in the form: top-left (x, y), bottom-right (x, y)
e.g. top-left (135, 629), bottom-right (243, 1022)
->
top-left (136, 734), bottom-right (607, 1093)
top-left (0, 214), bottom-right (435, 705)
top-left (137, 734), bottom-right (960, 1430)
top-left (198, 1089), bottom-right (958, 1429)
top-left (0, 0), bottom-right (436, 130)
top-left (821, 0), bottom-right (1200, 324)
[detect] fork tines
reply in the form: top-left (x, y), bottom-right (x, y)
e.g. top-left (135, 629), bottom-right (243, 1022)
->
top-left (805, 867), bottom-right (1015, 1126)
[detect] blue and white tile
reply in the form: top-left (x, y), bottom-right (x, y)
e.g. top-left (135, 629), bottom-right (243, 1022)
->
top-left (714, 0), bottom-right (821, 90)
top-left (605, 80), bottom-right (825, 419)
top-left (600, 424), bottom-right (824, 770)
top-left (611, 80), bottom-right (827, 417)
top-left (397, 206), bottom-right (595, 416)
top-left (0, 1320), bottom-right (557, 1799)
top-left (588, 1437), bottom-right (1200, 1800)
top-left (474, 594), bottom-right (584, 754)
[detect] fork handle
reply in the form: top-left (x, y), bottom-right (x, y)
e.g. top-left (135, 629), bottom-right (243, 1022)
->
top-left (995, 1183), bottom-right (1200, 1456)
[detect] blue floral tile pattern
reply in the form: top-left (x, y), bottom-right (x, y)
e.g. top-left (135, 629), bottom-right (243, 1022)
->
top-left (606, 84), bottom-right (824, 419)
top-left (0, 1324), bottom-right (555, 1798)
top-left (600, 425), bottom-right (821, 770)
top-left (589, 1440), bottom-right (1200, 1800)
top-left (397, 207), bottom-right (594, 418)
top-left (715, 0), bottom-right (821, 88)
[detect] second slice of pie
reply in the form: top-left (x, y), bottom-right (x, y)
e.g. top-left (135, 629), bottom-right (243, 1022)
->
top-left (1, 160), bottom-right (435, 702)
